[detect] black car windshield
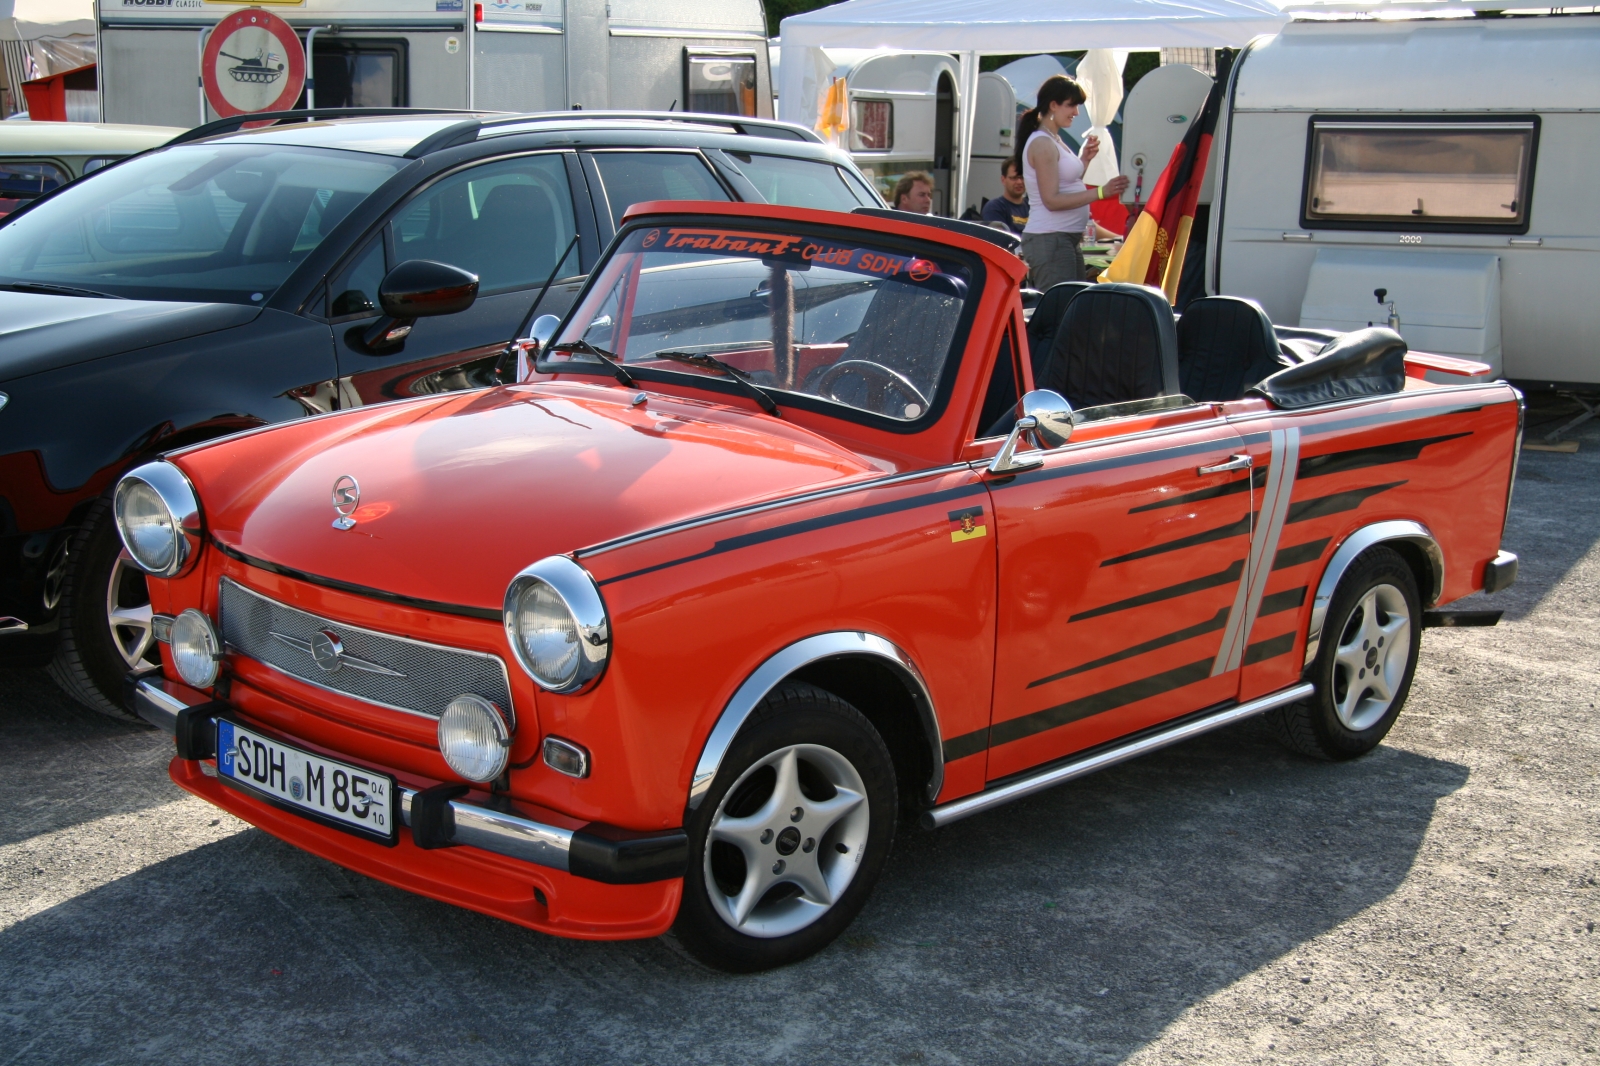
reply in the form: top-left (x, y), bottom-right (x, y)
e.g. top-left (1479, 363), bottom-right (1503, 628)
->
top-left (544, 224), bottom-right (975, 424)
top-left (0, 143), bottom-right (402, 305)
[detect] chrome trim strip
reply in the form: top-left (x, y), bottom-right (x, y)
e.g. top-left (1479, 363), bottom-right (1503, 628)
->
top-left (1215, 427), bottom-right (1300, 675)
top-left (1303, 520), bottom-right (1443, 667)
top-left (398, 788), bottom-right (573, 872)
top-left (687, 631), bottom-right (944, 810)
top-left (221, 577), bottom-right (515, 724)
top-left (575, 464), bottom-right (972, 560)
top-left (1222, 383), bottom-right (1515, 431)
top-left (921, 682), bottom-right (1315, 829)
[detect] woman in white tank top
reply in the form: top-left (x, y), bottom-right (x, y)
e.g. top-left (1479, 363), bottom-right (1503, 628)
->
top-left (1015, 74), bottom-right (1129, 292)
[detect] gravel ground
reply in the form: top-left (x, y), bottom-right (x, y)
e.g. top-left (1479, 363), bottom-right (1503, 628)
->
top-left (2, 395), bottom-right (1596, 1066)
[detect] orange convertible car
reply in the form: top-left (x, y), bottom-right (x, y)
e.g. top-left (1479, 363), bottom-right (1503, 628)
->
top-left (118, 202), bottom-right (1521, 971)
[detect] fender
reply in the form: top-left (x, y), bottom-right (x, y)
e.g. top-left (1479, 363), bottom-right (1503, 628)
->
top-left (1304, 520), bottom-right (1443, 667)
top-left (686, 631), bottom-right (943, 813)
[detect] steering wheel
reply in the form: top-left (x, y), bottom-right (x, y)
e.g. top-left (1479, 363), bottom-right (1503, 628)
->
top-left (806, 359), bottom-right (930, 417)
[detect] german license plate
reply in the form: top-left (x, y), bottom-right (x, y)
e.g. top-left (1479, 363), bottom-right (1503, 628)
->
top-left (216, 719), bottom-right (395, 841)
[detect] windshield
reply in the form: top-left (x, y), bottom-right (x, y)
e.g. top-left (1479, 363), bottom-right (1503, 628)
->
top-left (0, 144), bottom-right (402, 305)
top-left (544, 224), bottom-right (976, 424)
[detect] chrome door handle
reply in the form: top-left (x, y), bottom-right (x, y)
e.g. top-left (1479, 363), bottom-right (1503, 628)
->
top-left (1197, 454), bottom-right (1252, 475)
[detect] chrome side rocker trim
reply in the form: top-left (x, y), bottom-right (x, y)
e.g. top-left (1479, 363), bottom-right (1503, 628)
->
top-left (686, 632), bottom-right (944, 812)
top-left (1304, 520), bottom-right (1443, 667)
top-left (921, 682), bottom-right (1316, 829)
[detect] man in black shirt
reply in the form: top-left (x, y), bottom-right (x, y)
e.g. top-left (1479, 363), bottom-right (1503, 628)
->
top-left (981, 157), bottom-right (1029, 235)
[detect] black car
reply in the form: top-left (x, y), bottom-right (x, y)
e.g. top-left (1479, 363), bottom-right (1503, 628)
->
top-left (0, 107), bottom-right (884, 715)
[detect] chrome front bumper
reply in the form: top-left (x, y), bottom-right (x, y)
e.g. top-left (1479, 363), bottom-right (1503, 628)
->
top-left (131, 676), bottom-right (685, 885)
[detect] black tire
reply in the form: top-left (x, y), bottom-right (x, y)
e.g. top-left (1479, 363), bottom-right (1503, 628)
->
top-left (673, 683), bottom-right (898, 972)
top-left (46, 495), bottom-right (156, 720)
top-left (1271, 545), bottom-right (1422, 760)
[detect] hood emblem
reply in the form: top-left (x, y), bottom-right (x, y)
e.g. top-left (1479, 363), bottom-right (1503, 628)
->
top-left (332, 475), bottom-right (360, 530)
top-left (270, 629), bottom-right (406, 678)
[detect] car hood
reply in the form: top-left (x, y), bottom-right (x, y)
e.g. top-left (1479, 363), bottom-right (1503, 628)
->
top-left (179, 382), bottom-right (884, 612)
top-left (0, 292), bottom-right (261, 382)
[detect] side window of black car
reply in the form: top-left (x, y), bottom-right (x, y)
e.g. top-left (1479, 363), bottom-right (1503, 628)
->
top-left (588, 152), bottom-right (730, 229)
top-left (330, 238), bottom-right (386, 319)
top-left (387, 153), bottom-right (578, 297)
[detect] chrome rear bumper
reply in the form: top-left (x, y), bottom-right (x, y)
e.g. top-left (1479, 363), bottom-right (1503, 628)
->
top-left (130, 675), bottom-right (685, 885)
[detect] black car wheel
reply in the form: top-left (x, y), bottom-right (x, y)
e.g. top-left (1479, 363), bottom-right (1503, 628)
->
top-left (673, 683), bottom-right (897, 972)
top-left (46, 495), bottom-right (157, 719)
top-left (1271, 546), bottom-right (1422, 760)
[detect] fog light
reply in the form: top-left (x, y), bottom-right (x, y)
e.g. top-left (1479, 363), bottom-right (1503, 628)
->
top-left (542, 736), bottom-right (590, 779)
top-left (169, 608), bottom-right (220, 688)
top-left (437, 694), bottom-right (511, 783)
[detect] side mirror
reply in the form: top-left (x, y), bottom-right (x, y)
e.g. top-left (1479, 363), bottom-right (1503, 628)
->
top-left (510, 314), bottom-right (562, 382)
top-left (355, 260), bottom-right (480, 353)
top-left (989, 389), bottom-right (1073, 474)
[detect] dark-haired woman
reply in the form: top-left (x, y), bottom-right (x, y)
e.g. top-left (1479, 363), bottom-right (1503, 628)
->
top-left (1016, 74), bottom-right (1129, 291)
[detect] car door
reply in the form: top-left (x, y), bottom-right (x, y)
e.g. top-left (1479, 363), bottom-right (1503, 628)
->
top-left (984, 404), bottom-right (1255, 781)
top-left (329, 151), bottom-right (591, 406)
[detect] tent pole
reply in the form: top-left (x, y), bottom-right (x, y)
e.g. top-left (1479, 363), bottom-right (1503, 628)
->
top-left (955, 51), bottom-right (980, 220)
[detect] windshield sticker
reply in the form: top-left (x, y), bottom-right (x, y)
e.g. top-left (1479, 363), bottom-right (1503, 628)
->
top-left (633, 228), bottom-right (960, 286)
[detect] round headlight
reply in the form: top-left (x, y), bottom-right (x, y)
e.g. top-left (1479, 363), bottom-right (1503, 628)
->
top-left (438, 695), bottom-right (511, 782)
top-left (503, 557), bottom-right (610, 693)
top-left (169, 608), bottom-right (220, 689)
top-left (114, 461), bottom-right (201, 577)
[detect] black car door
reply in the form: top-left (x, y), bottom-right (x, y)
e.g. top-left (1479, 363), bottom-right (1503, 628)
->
top-left (327, 151), bottom-right (594, 407)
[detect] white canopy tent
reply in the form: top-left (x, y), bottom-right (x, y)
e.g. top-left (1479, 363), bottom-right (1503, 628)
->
top-left (1, 0), bottom-right (93, 41)
top-left (778, 0), bottom-right (1288, 214)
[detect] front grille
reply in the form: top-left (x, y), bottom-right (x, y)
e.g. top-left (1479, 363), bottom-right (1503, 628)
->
top-left (219, 577), bottom-right (514, 722)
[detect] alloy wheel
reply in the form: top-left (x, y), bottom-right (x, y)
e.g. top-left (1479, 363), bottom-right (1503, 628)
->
top-left (1331, 582), bottom-right (1412, 732)
top-left (704, 743), bottom-right (871, 939)
top-left (105, 549), bottom-right (157, 669)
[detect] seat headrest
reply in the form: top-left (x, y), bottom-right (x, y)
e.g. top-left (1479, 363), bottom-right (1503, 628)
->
top-left (1249, 327), bottom-right (1407, 409)
top-left (1043, 282), bottom-right (1180, 408)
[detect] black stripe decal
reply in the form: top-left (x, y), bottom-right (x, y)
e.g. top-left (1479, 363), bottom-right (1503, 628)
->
top-left (1258, 585), bottom-right (1307, 616)
top-left (1272, 538), bottom-right (1330, 570)
top-left (990, 658), bottom-right (1215, 749)
top-left (1243, 632), bottom-right (1296, 665)
top-left (596, 481), bottom-right (988, 586)
top-left (210, 539), bottom-right (501, 621)
top-left (941, 729), bottom-right (989, 763)
top-left (1127, 470), bottom-right (1261, 513)
top-left (998, 436), bottom-right (1239, 490)
top-left (1101, 514), bottom-right (1252, 566)
top-left (1068, 560), bottom-right (1245, 622)
top-left (1027, 607), bottom-right (1231, 689)
top-left (1297, 432), bottom-right (1471, 480)
top-left (1285, 482), bottom-right (1404, 524)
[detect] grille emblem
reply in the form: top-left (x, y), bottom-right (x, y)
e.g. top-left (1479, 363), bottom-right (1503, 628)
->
top-left (332, 475), bottom-right (360, 530)
top-left (269, 629), bottom-right (407, 678)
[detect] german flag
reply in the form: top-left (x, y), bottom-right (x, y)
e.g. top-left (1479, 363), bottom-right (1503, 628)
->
top-left (1099, 74), bottom-right (1224, 303)
top-left (948, 506), bottom-right (987, 543)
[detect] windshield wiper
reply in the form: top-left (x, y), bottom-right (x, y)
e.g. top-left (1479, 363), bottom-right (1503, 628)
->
top-left (546, 338), bottom-right (635, 387)
top-left (0, 281), bottom-right (126, 300)
top-left (650, 350), bottom-right (780, 417)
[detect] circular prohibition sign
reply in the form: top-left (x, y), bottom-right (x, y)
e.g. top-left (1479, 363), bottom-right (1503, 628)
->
top-left (202, 9), bottom-right (306, 119)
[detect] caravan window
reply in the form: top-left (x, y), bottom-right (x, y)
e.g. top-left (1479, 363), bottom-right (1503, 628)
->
top-left (851, 100), bottom-right (893, 152)
top-left (308, 40), bottom-right (408, 108)
top-left (685, 54), bottom-right (759, 117)
top-left (1303, 117), bottom-right (1537, 232)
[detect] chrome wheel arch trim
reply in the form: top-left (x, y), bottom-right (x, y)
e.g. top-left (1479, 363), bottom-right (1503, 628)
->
top-left (686, 631), bottom-right (943, 813)
top-left (1305, 520), bottom-right (1442, 668)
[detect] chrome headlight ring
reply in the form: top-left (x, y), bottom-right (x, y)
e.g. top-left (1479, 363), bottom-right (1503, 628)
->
top-left (503, 556), bottom-right (611, 694)
top-left (113, 461), bottom-right (203, 578)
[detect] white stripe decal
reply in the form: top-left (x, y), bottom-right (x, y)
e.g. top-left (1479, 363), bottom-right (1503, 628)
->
top-left (1213, 427), bottom-right (1301, 675)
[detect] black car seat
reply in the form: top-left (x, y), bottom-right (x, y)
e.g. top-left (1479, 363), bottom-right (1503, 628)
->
top-left (1250, 327), bottom-right (1408, 409)
top-left (1026, 280), bottom-right (1094, 378)
top-left (1175, 295), bottom-right (1289, 401)
top-left (842, 279), bottom-right (963, 397)
top-left (1038, 282), bottom-right (1180, 409)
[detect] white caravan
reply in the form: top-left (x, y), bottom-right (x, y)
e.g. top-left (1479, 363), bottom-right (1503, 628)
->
top-left (95, 0), bottom-right (771, 128)
top-left (1207, 13), bottom-right (1600, 388)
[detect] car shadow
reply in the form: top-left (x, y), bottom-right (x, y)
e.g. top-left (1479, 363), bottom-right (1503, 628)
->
top-left (0, 715), bottom-right (1466, 1066)
top-left (0, 668), bottom-right (182, 849)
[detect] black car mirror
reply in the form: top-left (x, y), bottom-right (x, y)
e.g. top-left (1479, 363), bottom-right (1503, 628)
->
top-left (356, 260), bottom-right (480, 353)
